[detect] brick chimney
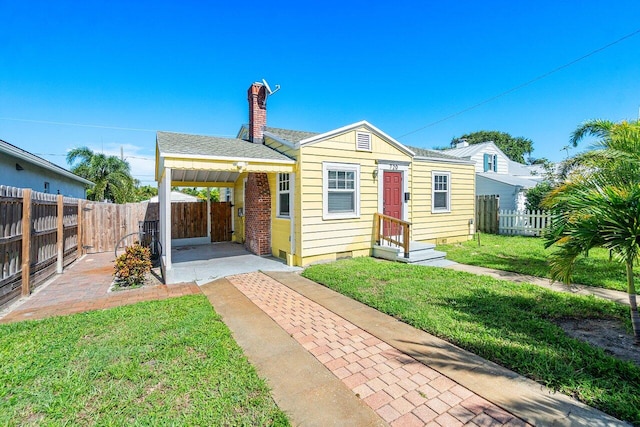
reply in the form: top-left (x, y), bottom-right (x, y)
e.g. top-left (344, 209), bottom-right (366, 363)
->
top-left (248, 82), bottom-right (267, 144)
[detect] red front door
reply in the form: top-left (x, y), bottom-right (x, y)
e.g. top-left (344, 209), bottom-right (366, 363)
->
top-left (383, 171), bottom-right (403, 235)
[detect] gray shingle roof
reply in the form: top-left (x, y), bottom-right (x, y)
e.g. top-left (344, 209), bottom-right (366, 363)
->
top-left (405, 145), bottom-right (463, 160)
top-left (264, 127), bottom-right (320, 143)
top-left (157, 131), bottom-right (294, 162)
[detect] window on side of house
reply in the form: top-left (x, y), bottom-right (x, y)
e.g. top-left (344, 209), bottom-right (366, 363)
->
top-left (277, 173), bottom-right (291, 218)
top-left (44, 182), bottom-right (50, 193)
top-left (323, 162), bottom-right (360, 219)
top-left (484, 153), bottom-right (498, 172)
top-left (432, 172), bottom-right (451, 212)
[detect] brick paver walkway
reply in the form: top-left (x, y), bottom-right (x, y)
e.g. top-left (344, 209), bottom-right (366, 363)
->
top-left (1, 252), bottom-right (200, 324)
top-left (228, 272), bottom-right (529, 427)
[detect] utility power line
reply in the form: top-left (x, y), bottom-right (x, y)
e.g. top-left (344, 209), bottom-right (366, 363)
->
top-left (0, 117), bottom-right (157, 132)
top-left (397, 27), bottom-right (640, 139)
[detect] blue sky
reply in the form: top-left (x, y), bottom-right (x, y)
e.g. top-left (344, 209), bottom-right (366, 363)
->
top-left (2, 0), bottom-right (639, 185)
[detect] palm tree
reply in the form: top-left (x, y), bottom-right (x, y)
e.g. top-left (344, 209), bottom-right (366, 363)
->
top-left (544, 119), bottom-right (640, 343)
top-left (66, 147), bottom-right (136, 203)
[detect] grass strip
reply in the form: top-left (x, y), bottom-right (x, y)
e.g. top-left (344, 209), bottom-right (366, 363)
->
top-left (303, 258), bottom-right (640, 425)
top-left (438, 234), bottom-right (634, 292)
top-left (0, 295), bottom-right (289, 426)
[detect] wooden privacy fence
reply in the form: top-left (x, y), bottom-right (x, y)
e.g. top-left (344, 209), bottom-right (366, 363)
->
top-left (0, 186), bottom-right (80, 307)
top-left (476, 195), bottom-right (552, 236)
top-left (82, 201), bottom-right (157, 253)
top-left (1, 185), bottom-right (219, 309)
top-left (499, 209), bottom-right (552, 237)
top-left (172, 202), bottom-right (207, 240)
top-left (476, 195), bottom-right (499, 234)
top-left (81, 201), bottom-right (208, 253)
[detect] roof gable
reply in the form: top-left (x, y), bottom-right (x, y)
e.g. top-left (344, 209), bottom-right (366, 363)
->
top-left (298, 120), bottom-right (415, 156)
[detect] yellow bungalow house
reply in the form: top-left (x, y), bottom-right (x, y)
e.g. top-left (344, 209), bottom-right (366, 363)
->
top-left (155, 82), bottom-right (475, 281)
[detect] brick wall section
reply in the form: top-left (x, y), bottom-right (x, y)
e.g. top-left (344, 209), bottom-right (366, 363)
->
top-left (248, 83), bottom-right (266, 144)
top-left (245, 172), bottom-right (271, 255)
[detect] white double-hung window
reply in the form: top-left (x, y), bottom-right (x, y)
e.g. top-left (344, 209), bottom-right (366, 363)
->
top-left (323, 162), bottom-right (360, 219)
top-left (277, 173), bottom-right (291, 218)
top-left (432, 171), bottom-right (451, 212)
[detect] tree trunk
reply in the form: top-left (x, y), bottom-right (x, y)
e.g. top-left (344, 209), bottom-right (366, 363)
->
top-left (626, 259), bottom-right (640, 344)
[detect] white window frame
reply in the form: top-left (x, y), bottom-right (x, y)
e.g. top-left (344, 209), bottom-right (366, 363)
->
top-left (432, 171), bottom-right (451, 213)
top-left (322, 162), bottom-right (361, 220)
top-left (277, 173), bottom-right (291, 218)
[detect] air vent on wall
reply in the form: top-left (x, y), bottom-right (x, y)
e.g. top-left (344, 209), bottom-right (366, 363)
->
top-left (356, 132), bottom-right (372, 152)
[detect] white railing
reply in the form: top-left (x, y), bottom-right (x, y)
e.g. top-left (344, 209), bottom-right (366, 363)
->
top-left (498, 209), bottom-right (551, 237)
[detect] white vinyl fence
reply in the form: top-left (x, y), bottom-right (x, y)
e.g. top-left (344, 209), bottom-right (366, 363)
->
top-left (498, 210), bottom-right (551, 237)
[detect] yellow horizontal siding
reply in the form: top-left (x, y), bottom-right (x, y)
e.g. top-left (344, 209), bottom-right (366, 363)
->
top-left (411, 161), bottom-right (475, 243)
top-left (299, 127), bottom-right (412, 261)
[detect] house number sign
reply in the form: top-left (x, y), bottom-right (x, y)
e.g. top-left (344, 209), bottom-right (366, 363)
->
top-left (388, 164), bottom-right (399, 170)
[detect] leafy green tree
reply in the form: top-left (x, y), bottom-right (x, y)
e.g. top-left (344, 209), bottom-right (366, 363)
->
top-left (525, 182), bottom-right (554, 211)
top-left (452, 130), bottom-right (533, 163)
top-left (544, 119), bottom-right (640, 343)
top-left (134, 185), bottom-right (158, 202)
top-left (66, 147), bottom-right (136, 203)
top-left (172, 186), bottom-right (220, 201)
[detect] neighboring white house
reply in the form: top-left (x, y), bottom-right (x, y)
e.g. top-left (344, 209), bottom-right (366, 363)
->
top-left (442, 141), bottom-right (543, 211)
top-left (0, 138), bottom-right (92, 198)
top-left (148, 191), bottom-right (201, 203)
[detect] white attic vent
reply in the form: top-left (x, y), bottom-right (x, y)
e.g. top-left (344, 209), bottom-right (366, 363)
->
top-left (356, 132), bottom-right (372, 151)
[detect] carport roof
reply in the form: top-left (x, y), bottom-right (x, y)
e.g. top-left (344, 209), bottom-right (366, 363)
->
top-left (157, 131), bottom-right (294, 162)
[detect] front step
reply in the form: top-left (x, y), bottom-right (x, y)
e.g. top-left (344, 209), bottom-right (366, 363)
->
top-left (372, 241), bottom-right (456, 266)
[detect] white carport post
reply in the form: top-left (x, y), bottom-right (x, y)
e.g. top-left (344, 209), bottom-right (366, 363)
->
top-left (206, 188), bottom-right (212, 241)
top-left (160, 167), bottom-right (172, 271)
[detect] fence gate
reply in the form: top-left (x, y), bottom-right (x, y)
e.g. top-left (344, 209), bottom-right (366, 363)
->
top-left (211, 202), bottom-right (232, 242)
top-left (476, 195), bottom-right (499, 234)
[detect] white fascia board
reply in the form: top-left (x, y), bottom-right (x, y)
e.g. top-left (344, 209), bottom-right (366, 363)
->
top-left (0, 143), bottom-right (94, 185)
top-left (413, 156), bottom-right (475, 165)
top-left (297, 120), bottom-right (415, 157)
top-left (160, 152), bottom-right (296, 164)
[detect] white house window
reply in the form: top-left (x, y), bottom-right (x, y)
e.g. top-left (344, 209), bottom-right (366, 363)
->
top-left (323, 162), bottom-right (360, 219)
top-left (432, 172), bottom-right (451, 212)
top-left (277, 173), bottom-right (291, 218)
top-left (484, 153), bottom-right (498, 172)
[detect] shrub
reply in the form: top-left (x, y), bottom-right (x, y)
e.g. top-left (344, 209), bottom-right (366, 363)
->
top-left (525, 181), bottom-right (554, 211)
top-left (114, 243), bottom-right (152, 287)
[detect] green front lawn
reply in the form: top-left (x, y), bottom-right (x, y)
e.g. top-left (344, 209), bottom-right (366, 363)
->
top-left (0, 295), bottom-right (288, 426)
top-left (303, 258), bottom-right (640, 425)
top-left (438, 233), bottom-right (632, 292)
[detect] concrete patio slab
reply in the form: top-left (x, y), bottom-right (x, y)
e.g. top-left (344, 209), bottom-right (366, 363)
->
top-left (166, 242), bottom-right (301, 285)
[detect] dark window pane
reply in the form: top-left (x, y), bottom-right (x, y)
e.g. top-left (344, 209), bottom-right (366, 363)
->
top-left (434, 192), bottom-right (447, 209)
top-left (279, 193), bottom-right (290, 216)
